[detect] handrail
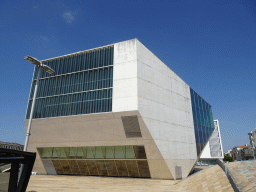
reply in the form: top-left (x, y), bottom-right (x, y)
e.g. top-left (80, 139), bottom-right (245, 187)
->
top-left (216, 159), bottom-right (240, 192)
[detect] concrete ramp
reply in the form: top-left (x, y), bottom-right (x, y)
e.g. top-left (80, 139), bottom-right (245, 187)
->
top-left (172, 165), bottom-right (233, 192)
top-left (225, 160), bottom-right (256, 191)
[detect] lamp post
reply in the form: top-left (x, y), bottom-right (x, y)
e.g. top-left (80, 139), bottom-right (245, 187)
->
top-left (18, 56), bottom-right (55, 184)
top-left (23, 56), bottom-right (55, 151)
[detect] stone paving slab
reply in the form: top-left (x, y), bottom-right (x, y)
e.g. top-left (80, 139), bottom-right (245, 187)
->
top-left (225, 160), bottom-right (256, 192)
top-left (26, 164), bottom-right (234, 192)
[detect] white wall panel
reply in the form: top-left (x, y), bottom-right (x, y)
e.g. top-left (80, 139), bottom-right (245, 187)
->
top-left (112, 39), bottom-right (138, 112)
top-left (136, 39), bottom-right (197, 179)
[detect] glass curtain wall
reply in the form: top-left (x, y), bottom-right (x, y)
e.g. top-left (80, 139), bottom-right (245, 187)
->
top-left (37, 146), bottom-right (151, 178)
top-left (26, 46), bottom-right (113, 119)
top-left (190, 88), bottom-right (215, 156)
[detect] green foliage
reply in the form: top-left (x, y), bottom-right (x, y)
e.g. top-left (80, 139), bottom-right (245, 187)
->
top-left (223, 156), bottom-right (233, 162)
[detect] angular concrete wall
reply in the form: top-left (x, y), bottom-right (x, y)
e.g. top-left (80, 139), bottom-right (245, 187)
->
top-left (25, 111), bottom-right (173, 179)
top-left (136, 39), bottom-right (197, 179)
top-left (112, 39), bottom-right (138, 112)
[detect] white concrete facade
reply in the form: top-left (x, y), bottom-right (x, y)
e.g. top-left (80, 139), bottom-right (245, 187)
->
top-left (112, 39), bottom-right (197, 179)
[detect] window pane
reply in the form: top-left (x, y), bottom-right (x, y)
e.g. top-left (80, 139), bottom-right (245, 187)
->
top-left (76, 160), bottom-right (89, 175)
top-left (95, 160), bottom-right (108, 176)
top-left (105, 160), bottom-right (118, 176)
top-left (52, 160), bottom-right (63, 175)
top-left (52, 148), bottom-right (59, 159)
top-left (125, 146), bottom-right (135, 159)
top-left (115, 146), bottom-right (125, 159)
top-left (69, 147), bottom-right (77, 159)
top-left (115, 160), bottom-right (129, 176)
top-left (59, 148), bottom-right (67, 159)
top-left (86, 160), bottom-right (99, 175)
top-left (87, 147), bottom-right (95, 159)
top-left (137, 160), bottom-right (150, 178)
top-left (76, 147), bottom-right (84, 159)
top-left (134, 146), bottom-right (147, 159)
top-left (59, 160), bottom-right (71, 175)
top-left (68, 160), bottom-right (80, 175)
top-left (126, 160), bottom-right (140, 177)
top-left (106, 146), bottom-right (114, 159)
top-left (95, 147), bottom-right (104, 159)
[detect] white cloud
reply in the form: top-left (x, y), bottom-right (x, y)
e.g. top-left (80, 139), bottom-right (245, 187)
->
top-left (62, 11), bottom-right (77, 24)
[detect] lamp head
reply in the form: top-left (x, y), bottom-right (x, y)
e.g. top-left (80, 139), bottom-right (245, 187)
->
top-left (24, 56), bottom-right (41, 66)
top-left (24, 55), bottom-right (55, 75)
top-left (41, 64), bottom-right (55, 75)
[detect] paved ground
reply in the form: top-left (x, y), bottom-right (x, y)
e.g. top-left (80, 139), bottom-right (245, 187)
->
top-left (26, 164), bottom-right (234, 192)
top-left (0, 172), bottom-right (10, 192)
top-left (226, 160), bottom-right (256, 192)
top-left (27, 175), bottom-right (178, 192)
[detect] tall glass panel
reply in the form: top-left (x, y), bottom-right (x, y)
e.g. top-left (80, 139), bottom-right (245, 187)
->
top-left (26, 46), bottom-right (114, 119)
top-left (190, 88), bottom-right (215, 156)
top-left (95, 160), bottom-right (108, 176)
top-left (115, 160), bottom-right (129, 176)
top-left (76, 160), bottom-right (89, 175)
top-left (126, 160), bottom-right (140, 177)
top-left (86, 160), bottom-right (99, 175)
top-left (137, 160), bottom-right (151, 178)
top-left (59, 160), bottom-right (71, 175)
top-left (106, 146), bottom-right (114, 159)
top-left (105, 160), bottom-right (118, 176)
top-left (52, 160), bottom-right (63, 174)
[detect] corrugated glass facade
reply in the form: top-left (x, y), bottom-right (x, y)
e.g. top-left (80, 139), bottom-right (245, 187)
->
top-left (190, 88), bottom-right (215, 156)
top-left (26, 46), bottom-right (113, 119)
top-left (37, 146), bottom-right (151, 178)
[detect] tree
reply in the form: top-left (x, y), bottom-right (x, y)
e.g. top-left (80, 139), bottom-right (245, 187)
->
top-left (223, 156), bottom-right (233, 162)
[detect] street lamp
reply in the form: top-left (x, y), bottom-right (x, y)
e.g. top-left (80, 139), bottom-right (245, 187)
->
top-left (23, 56), bottom-right (55, 152)
top-left (18, 56), bottom-right (55, 184)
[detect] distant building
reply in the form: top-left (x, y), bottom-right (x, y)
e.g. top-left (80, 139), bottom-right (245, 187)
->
top-left (0, 141), bottom-right (24, 151)
top-left (234, 146), bottom-right (245, 161)
top-left (243, 144), bottom-right (254, 160)
top-left (199, 119), bottom-right (224, 165)
top-left (224, 128), bottom-right (256, 161)
top-left (224, 149), bottom-right (235, 160)
top-left (248, 128), bottom-right (256, 159)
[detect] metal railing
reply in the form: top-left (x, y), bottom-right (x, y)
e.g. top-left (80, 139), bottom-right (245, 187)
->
top-left (216, 159), bottom-right (240, 192)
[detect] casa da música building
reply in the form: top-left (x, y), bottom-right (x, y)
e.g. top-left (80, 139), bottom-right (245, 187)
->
top-left (25, 39), bottom-right (215, 180)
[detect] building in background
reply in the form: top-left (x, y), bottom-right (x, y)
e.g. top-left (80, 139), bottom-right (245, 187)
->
top-left (248, 129), bottom-right (256, 160)
top-left (24, 39), bottom-right (215, 180)
top-left (0, 141), bottom-right (24, 151)
top-left (198, 119), bottom-right (224, 165)
top-left (243, 144), bottom-right (254, 160)
top-left (224, 128), bottom-right (256, 161)
top-left (224, 149), bottom-right (235, 160)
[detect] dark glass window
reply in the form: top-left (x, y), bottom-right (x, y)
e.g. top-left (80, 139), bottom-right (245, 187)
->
top-left (26, 46), bottom-right (113, 119)
top-left (42, 145), bottom-right (150, 178)
top-left (190, 88), bottom-right (215, 156)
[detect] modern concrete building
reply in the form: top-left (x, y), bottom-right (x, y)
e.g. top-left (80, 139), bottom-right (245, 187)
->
top-left (25, 39), bottom-right (215, 180)
top-left (198, 120), bottom-right (224, 165)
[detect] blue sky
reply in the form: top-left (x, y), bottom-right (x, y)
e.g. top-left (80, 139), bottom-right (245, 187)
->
top-left (0, 0), bottom-right (255, 152)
